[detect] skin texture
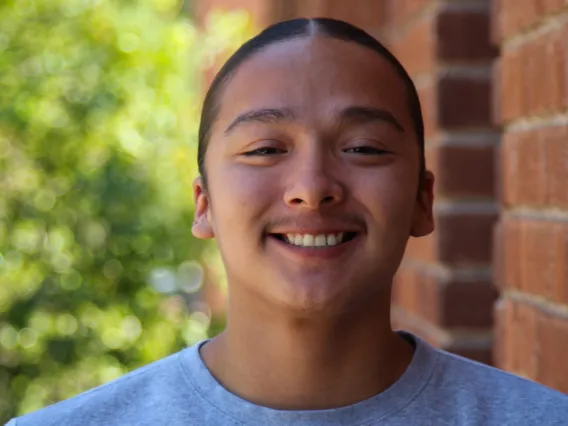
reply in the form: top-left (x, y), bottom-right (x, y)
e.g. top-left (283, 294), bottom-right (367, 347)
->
top-left (192, 35), bottom-right (435, 410)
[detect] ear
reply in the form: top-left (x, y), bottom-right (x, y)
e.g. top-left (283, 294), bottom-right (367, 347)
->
top-left (192, 176), bottom-right (215, 240)
top-left (410, 170), bottom-right (435, 238)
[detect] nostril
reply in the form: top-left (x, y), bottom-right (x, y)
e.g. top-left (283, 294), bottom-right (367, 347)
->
top-left (320, 195), bottom-right (336, 204)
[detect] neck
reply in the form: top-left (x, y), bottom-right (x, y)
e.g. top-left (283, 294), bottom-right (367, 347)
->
top-left (200, 288), bottom-right (414, 410)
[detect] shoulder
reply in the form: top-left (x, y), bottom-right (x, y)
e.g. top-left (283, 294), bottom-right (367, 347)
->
top-left (8, 348), bottom-right (198, 426)
top-left (431, 348), bottom-right (568, 424)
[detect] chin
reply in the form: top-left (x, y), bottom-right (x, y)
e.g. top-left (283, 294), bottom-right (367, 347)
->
top-left (267, 274), bottom-right (375, 317)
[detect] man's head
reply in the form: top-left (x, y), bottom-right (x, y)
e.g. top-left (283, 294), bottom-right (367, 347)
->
top-left (192, 18), bottom-right (434, 315)
top-left (197, 18), bottom-right (426, 186)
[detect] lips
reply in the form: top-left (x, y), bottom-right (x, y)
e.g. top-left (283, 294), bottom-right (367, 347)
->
top-left (271, 232), bottom-right (358, 247)
top-left (264, 216), bottom-right (365, 257)
top-left (267, 231), bottom-right (361, 260)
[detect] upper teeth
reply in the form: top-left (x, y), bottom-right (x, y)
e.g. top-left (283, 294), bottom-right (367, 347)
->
top-left (285, 233), bottom-right (345, 247)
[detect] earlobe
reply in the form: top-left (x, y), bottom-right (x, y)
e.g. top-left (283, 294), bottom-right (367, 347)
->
top-left (410, 218), bottom-right (434, 238)
top-left (192, 176), bottom-right (215, 240)
top-left (410, 170), bottom-right (435, 238)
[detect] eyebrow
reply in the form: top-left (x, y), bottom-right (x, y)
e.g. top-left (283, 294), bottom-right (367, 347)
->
top-left (338, 106), bottom-right (404, 133)
top-left (223, 105), bottom-right (404, 135)
top-left (224, 108), bottom-right (295, 135)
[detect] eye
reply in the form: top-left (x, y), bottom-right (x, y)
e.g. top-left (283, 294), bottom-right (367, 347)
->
top-left (344, 146), bottom-right (390, 155)
top-left (242, 147), bottom-right (286, 156)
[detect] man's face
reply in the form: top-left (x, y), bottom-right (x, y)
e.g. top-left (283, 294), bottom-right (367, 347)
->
top-left (193, 36), bottom-right (434, 314)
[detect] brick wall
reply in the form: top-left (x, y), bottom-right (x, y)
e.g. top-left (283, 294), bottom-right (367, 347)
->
top-left (493, 1), bottom-right (568, 393)
top-left (196, 0), bottom-right (568, 392)
top-left (383, 0), bottom-right (499, 365)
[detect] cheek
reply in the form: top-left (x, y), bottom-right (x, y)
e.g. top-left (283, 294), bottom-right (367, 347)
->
top-left (356, 165), bottom-right (418, 276)
top-left (355, 162), bottom-right (418, 210)
top-left (207, 163), bottom-right (277, 243)
top-left (216, 165), bottom-right (278, 209)
top-left (356, 162), bottom-right (418, 229)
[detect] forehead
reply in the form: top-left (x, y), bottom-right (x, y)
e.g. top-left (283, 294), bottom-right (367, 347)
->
top-left (215, 36), bottom-right (411, 129)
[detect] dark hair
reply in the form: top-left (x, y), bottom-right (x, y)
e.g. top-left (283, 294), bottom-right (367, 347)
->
top-left (197, 18), bottom-right (425, 188)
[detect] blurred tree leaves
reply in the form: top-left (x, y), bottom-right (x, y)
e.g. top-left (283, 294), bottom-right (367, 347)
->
top-left (0, 0), bottom-right (253, 421)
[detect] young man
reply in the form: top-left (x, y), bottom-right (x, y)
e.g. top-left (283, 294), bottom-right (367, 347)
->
top-left (8, 18), bottom-right (568, 426)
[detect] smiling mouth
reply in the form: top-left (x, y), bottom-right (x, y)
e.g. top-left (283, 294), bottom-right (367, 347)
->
top-left (270, 232), bottom-right (358, 248)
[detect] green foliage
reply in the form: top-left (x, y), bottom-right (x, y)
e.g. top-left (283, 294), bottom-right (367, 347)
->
top-left (0, 0), bottom-right (252, 421)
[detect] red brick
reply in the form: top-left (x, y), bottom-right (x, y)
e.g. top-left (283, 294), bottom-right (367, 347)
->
top-left (520, 24), bottom-right (568, 116)
top-left (434, 144), bottom-right (495, 199)
top-left (499, 47), bottom-right (524, 122)
top-left (508, 299), bottom-right (539, 379)
top-left (393, 266), bottom-right (497, 329)
top-left (518, 42), bottom-right (532, 117)
top-left (555, 223), bottom-right (568, 305)
top-left (547, 29), bottom-right (567, 112)
top-left (443, 278), bottom-right (498, 329)
top-left (499, 0), bottom-right (546, 39)
top-left (561, 20), bottom-right (568, 110)
top-left (520, 220), bottom-right (561, 301)
top-left (490, 0), bottom-right (502, 45)
top-left (500, 218), bottom-right (568, 306)
top-left (325, 0), bottom-right (384, 30)
top-left (293, 0), bottom-right (384, 29)
top-left (424, 143), bottom-right (437, 178)
top-left (494, 298), bottom-right (540, 379)
top-left (451, 347), bottom-right (493, 366)
top-left (492, 219), bottom-right (504, 291)
top-left (382, 0), bottom-right (433, 26)
top-left (493, 298), bottom-right (507, 369)
top-left (498, 0), bottom-right (515, 41)
top-left (437, 211), bottom-right (498, 265)
top-left (500, 132), bottom-right (519, 207)
top-left (417, 80), bottom-right (438, 140)
top-left (515, 129), bottom-right (547, 207)
top-left (537, 310), bottom-right (568, 393)
top-left (392, 267), bottom-right (424, 319)
top-left (494, 141), bottom-right (504, 206)
top-left (436, 10), bottom-right (498, 62)
top-left (499, 217), bottom-right (522, 291)
top-left (405, 231), bottom-right (437, 264)
top-left (391, 309), bottom-right (492, 365)
top-left (495, 298), bottom-right (568, 392)
top-left (438, 75), bottom-right (493, 129)
top-left (406, 210), bottom-right (497, 267)
top-left (492, 58), bottom-right (502, 126)
top-left (543, 125), bottom-right (568, 209)
top-left (541, 0), bottom-right (567, 16)
top-left (291, 0), bottom-right (324, 16)
top-left (498, 0), bottom-right (518, 39)
top-left (524, 1), bottom-right (545, 30)
top-left (390, 14), bottom-right (435, 76)
top-left (527, 36), bottom-right (549, 116)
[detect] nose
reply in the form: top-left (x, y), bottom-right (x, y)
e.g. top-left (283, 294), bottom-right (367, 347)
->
top-left (283, 154), bottom-right (344, 210)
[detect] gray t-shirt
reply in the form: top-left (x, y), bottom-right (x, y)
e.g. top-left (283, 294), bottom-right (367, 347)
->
top-left (6, 331), bottom-right (568, 425)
